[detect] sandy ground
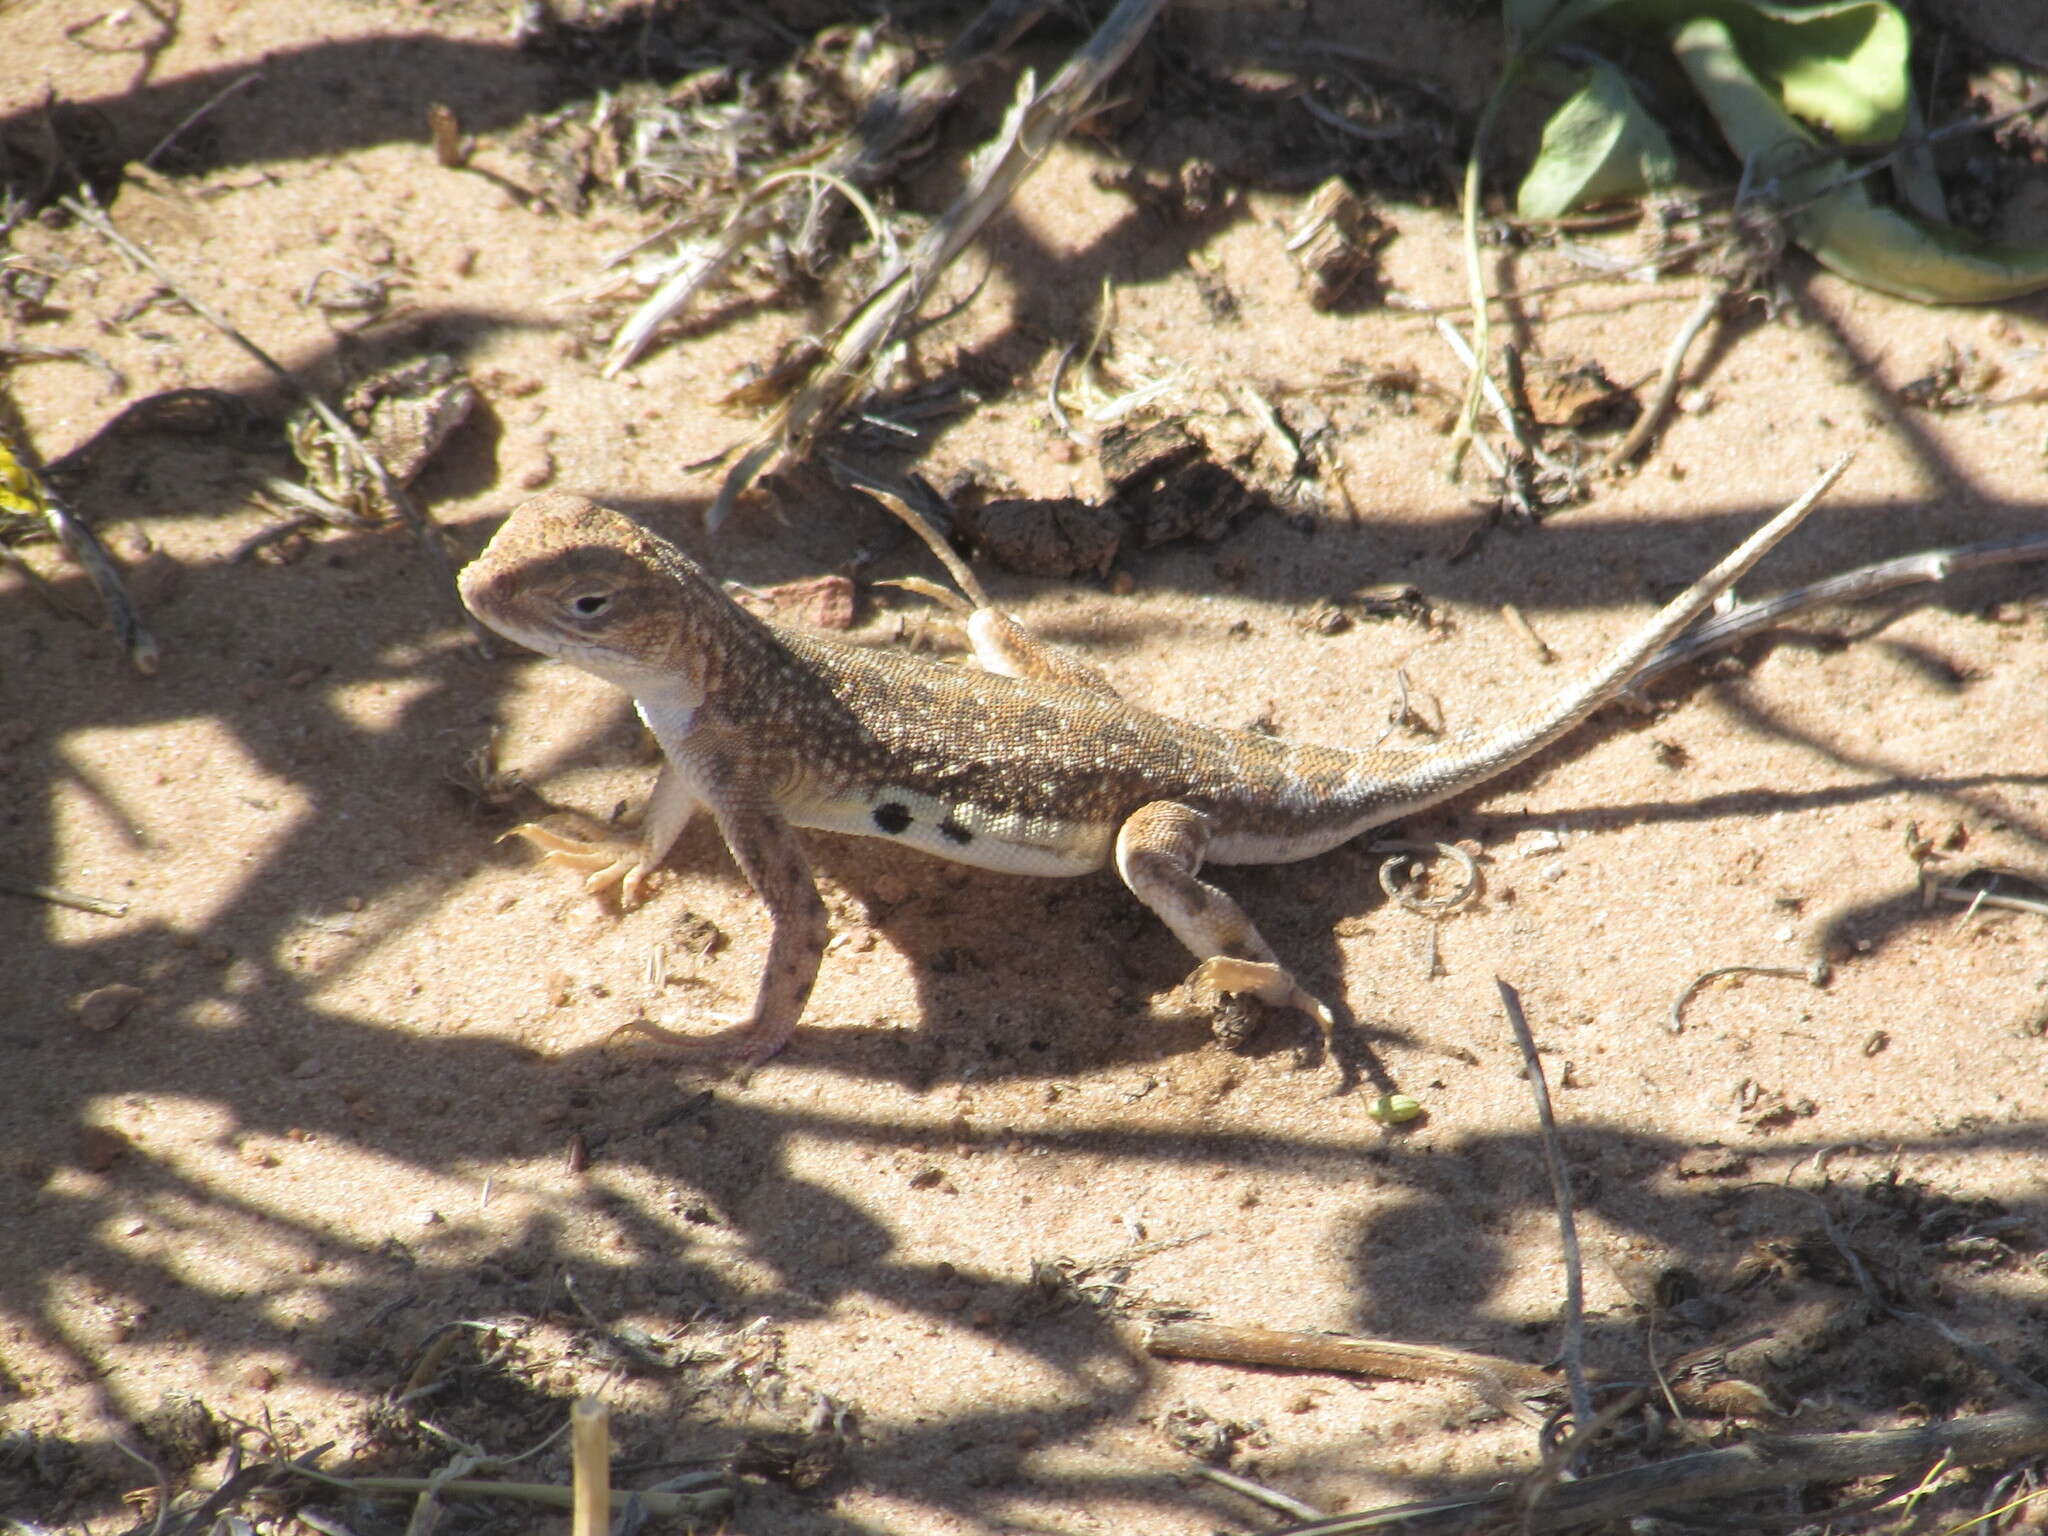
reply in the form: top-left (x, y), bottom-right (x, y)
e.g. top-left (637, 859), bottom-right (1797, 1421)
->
top-left (4, 2), bottom-right (2047, 1532)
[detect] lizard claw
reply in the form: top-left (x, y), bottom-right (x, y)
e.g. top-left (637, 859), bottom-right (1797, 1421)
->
top-left (1192, 957), bottom-right (1337, 1040)
top-left (503, 822), bottom-right (658, 907)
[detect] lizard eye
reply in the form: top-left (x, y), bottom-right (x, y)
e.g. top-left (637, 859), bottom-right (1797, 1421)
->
top-left (571, 592), bottom-right (612, 618)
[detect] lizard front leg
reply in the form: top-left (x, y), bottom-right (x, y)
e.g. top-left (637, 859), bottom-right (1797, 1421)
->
top-left (507, 761), bottom-right (698, 908)
top-left (616, 748), bottom-right (828, 1077)
top-left (1114, 800), bottom-right (1336, 1041)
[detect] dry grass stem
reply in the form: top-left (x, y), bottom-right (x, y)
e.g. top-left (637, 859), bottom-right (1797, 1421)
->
top-left (1273, 1404), bottom-right (2048, 1534)
top-left (1193, 1463), bottom-right (1327, 1522)
top-left (1667, 963), bottom-right (1825, 1035)
top-left (569, 1397), bottom-right (611, 1536)
top-left (0, 874), bottom-right (130, 916)
top-left (1, 407), bottom-right (159, 673)
top-left (1142, 1319), bottom-right (1552, 1426)
top-left (1598, 284), bottom-right (1725, 473)
top-left (1432, 316), bottom-right (1567, 478)
top-left (602, 0), bottom-right (1054, 375)
top-left (300, 1472), bottom-right (724, 1519)
top-left (1935, 885), bottom-right (2048, 919)
top-left (1495, 979), bottom-right (1595, 1463)
top-left (830, 463), bottom-right (991, 609)
top-left (57, 190), bottom-right (490, 652)
top-left (705, 0), bottom-right (1166, 526)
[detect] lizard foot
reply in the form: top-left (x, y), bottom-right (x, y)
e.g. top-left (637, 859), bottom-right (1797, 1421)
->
top-left (605, 1014), bottom-right (789, 1085)
top-left (1192, 957), bottom-right (1336, 1041)
top-left (503, 821), bottom-right (658, 908)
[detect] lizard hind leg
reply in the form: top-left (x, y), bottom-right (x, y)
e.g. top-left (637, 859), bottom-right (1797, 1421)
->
top-left (858, 474), bottom-right (1120, 697)
top-left (1114, 801), bottom-right (1337, 1040)
top-left (964, 608), bottom-right (1120, 698)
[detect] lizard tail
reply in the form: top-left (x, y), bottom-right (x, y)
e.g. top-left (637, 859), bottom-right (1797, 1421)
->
top-left (1348, 452), bottom-right (1853, 823)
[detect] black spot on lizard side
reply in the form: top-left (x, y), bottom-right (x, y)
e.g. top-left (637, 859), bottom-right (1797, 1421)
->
top-left (872, 801), bottom-right (912, 835)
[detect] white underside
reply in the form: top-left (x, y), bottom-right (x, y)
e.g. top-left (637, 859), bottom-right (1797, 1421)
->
top-left (1207, 818), bottom-right (1371, 866)
top-left (635, 685), bottom-right (704, 745)
top-left (790, 785), bottom-right (1111, 878)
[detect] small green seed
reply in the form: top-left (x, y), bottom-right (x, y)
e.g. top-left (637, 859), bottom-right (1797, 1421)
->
top-left (1367, 1093), bottom-right (1423, 1125)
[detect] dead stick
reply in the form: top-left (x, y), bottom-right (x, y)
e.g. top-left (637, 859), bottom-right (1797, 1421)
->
top-left (1497, 978), bottom-right (1594, 1454)
top-left (0, 874), bottom-right (129, 917)
top-left (706, 0), bottom-right (1164, 526)
top-left (42, 495), bottom-right (159, 674)
top-left (1273, 1403), bottom-right (2048, 1534)
top-left (569, 1397), bottom-right (610, 1536)
top-left (303, 1475), bottom-right (716, 1517)
top-left (1935, 885), bottom-right (2048, 918)
top-left (1194, 1463), bottom-right (1326, 1522)
top-left (1599, 284), bottom-right (1725, 474)
top-left (798, 0), bottom-right (1053, 261)
top-left (605, 0), bottom-right (1053, 374)
top-left (1790, 1185), bottom-right (2048, 1408)
top-left (1143, 1320), bottom-right (1551, 1424)
top-left (58, 190), bottom-right (492, 652)
top-left (2, 408), bottom-right (159, 673)
top-left (1142, 1313), bottom-right (1782, 1432)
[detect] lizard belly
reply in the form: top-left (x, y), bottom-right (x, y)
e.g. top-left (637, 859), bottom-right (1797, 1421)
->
top-left (1206, 819), bottom-right (1370, 865)
top-left (789, 785), bottom-right (1112, 878)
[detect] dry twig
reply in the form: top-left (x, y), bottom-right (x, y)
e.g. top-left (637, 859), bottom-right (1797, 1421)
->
top-left (1598, 284), bottom-right (1725, 473)
top-left (292, 1470), bottom-right (726, 1519)
top-left (1667, 962), bottom-right (1826, 1035)
top-left (1496, 979), bottom-right (1595, 1466)
top-left (1788, 1185), bottom-right (2048, 1409)
top-left (1, 401), bottom-right (159, 673)
top-left (0, 874), bottom-right (129, 917)
top-left (1273, 1404), bottom-right (2048, 1534)
top-left (705, 0), bottom-right (1166, 526)
top-left (1934, 883), bottom-right (2048, 919)
top-left (570, 1398), bottom-right (611, 1536)
top-left (603, 0), bottom-right (1054, 375)
top-left (1143, 1319), bottom-right (1553, 1426)
top-left (57, 190), bottom-right (490, 651)
top-left (1193, 1463), bottom-right (1326, 1522)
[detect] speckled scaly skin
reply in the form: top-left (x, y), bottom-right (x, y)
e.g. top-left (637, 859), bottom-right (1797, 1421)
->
top-left (459, 469), bottom-right (1839, 1072)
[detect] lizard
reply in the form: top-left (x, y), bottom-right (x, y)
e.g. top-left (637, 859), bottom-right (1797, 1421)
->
top-left (456, 456), bottom-right (1848, 1074)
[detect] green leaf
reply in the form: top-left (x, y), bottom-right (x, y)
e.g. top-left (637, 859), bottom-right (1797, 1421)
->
top-left (1517, 62), bottom-right (1678, 218)
top-left (1598, 0), bottom-right (1911, 144)
top-left (1733, 0), bottom-right (1908, 144)
top-left (1673, 14), bottom-right (2048, 302)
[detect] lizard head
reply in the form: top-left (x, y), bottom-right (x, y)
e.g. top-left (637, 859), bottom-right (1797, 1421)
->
top-left (459, 492), bottom-right (729, 693)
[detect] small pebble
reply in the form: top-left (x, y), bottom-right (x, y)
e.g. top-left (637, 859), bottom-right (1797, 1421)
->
top-left (79, 1127), bottom-right (127, 1171)
top-left (73, 983), bottom-right (145, 1033)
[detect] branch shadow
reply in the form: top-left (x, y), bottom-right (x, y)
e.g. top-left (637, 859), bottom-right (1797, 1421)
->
top-left (8, 4), bottom-right (2048, 1530)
